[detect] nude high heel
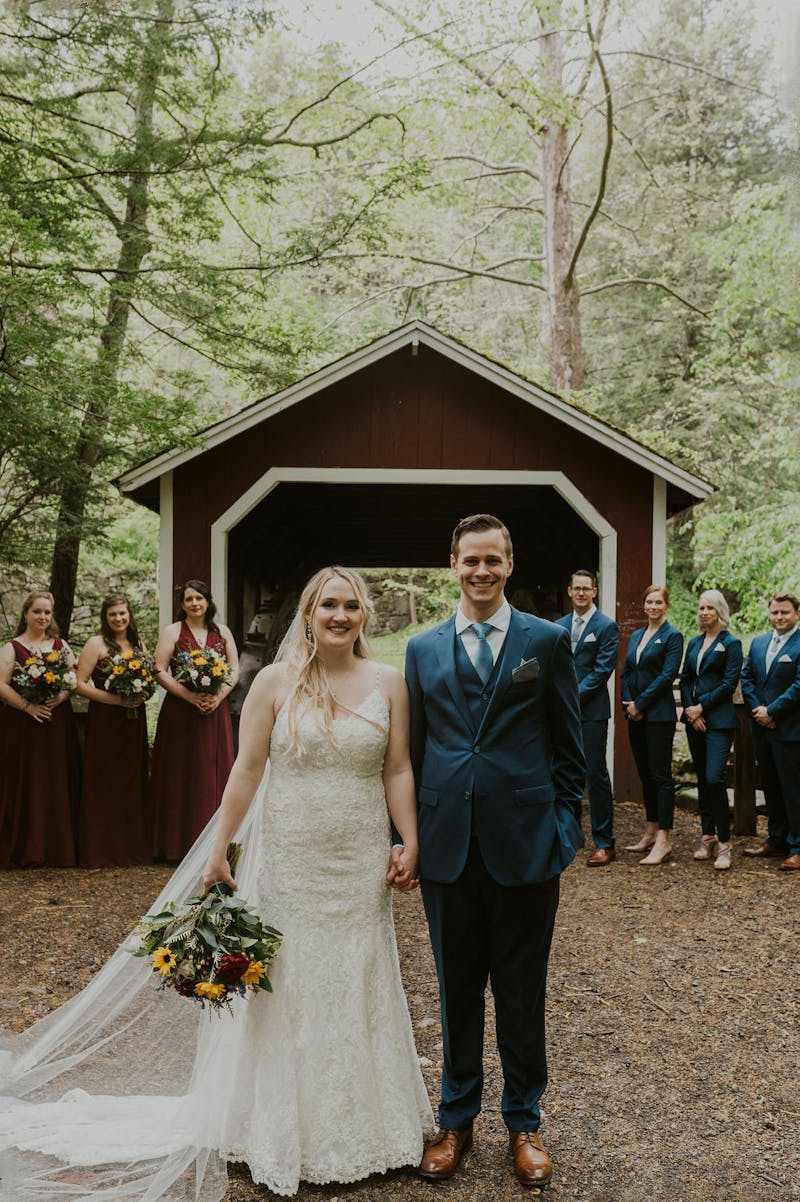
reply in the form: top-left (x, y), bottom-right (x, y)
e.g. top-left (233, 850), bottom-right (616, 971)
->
top-left (713, 843), bottom-right (732, 871)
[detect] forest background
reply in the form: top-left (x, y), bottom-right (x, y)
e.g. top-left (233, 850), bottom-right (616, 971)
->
top-left (0, 0), bottom-right (798, 647)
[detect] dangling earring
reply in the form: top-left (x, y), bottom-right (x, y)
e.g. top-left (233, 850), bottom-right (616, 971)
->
top-left (305, 619), bottom-right (313, 642)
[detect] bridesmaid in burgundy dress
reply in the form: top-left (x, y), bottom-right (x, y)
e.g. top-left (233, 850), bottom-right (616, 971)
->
top-left (0, 591), bottom-right (80, 867)
top-left (75, 594), bottom-right (151, 867)
top-left (149, 580), bottom-right (239, 859)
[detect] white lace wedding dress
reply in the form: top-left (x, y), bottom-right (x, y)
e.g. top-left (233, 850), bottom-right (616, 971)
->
top-left (0, 680), bottom-right (433, 1200)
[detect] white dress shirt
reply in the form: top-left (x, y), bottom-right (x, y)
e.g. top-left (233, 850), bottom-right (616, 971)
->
top-left (766, 627), bottom-right (796, 671)
top-left (455, 599), bottom-right (511, 672)
top-left (572, 603), bottom-right (596, 643)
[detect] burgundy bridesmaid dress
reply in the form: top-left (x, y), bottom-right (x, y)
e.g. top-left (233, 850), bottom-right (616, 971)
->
top-left (149, 622), bottom-right (234, 860)
top-left (78, 663), bottom-right (151, 867)
top-left (0, 638), bottom-right (80, 868)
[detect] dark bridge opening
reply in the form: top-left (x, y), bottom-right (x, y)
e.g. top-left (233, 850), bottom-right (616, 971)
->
top-left (227, 482), bottom-right (599, 670)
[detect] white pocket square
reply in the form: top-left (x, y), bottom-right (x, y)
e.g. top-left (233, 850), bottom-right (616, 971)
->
top-left (584, 632), bottom-right (597, 643)
top-left (654, 638), bottom-right (662, 644)
top-left (714, 644), bottom-right (725, 652)
top-left (512, 657), bottom-right (540, 683)
top-left (779, 653), bottom-right (792, 662)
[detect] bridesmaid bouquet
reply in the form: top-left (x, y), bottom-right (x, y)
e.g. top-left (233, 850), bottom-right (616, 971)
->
top-left (129, 843), bottom-right (282, 1014)
top-left (103, 648), bottom-right (157, 718)
top-left (173, 645), bottom-right (232, 694)
top-left (13, 648), bottom-right (77, 718)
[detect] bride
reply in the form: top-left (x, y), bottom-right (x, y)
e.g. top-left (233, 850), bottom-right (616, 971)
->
top-left (0, 566), bottom-right (433, 1200)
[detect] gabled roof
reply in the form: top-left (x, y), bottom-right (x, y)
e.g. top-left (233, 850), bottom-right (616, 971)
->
top-left (118, 320), bottom-right (713, 500)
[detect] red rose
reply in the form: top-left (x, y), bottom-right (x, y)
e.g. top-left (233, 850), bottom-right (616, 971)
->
top-left (214, 952), bottom-right (250, 983)
top-left (173, 977), bottom-right (196, 998)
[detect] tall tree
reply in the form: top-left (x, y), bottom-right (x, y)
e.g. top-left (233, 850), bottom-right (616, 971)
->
top-left (0, 1), bottom-right (410, 633)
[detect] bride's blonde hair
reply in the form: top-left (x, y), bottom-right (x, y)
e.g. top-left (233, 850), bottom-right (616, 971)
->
top-left (274, 566), bottom-right (375, 754)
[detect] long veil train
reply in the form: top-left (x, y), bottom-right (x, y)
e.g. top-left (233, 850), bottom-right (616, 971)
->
top-left (0, 770), bottom-right (270, 1202)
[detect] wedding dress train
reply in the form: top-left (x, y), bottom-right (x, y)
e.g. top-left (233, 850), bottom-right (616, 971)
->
top-left (0, 683), bottom-right (432, 1200)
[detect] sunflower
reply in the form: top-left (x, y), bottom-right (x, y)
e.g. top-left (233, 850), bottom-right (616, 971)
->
top-left (45, 651), bottom-right (60, 663)
top-left (242, 959), bottom-right (265, 986)
top-left (151, 946), bottom-right (177, 976)
top-left (195, 981), bottom-right (226, 1000)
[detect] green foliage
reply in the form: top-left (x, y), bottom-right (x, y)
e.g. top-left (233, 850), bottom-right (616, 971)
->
top-left (692, 503), bottom-right (800, 631)
top-left (71, 502), bottom-right (160, 647)
top-left (379, 569), bottom-right (460, 624)
top-left (370, 619), bottom-right (443, 672)
top-left (1, 0), bottom-right (796, 626)
top-left (0, 1), bottom-right (418, 611)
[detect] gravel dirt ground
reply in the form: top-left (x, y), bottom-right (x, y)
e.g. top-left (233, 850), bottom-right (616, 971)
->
top-left (2, 800), bottom-right (798, 1202)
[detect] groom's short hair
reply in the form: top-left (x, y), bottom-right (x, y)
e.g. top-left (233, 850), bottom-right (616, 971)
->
top-left (451, 513), bottom-right (513, 559)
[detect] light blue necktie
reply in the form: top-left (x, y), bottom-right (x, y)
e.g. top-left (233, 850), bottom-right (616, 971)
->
top-left (765, 633), bottom-right (781, 672)
top-left (571, 615), bottom-right (584, 652)
top-left (470, 622), bottom-right (494, 685)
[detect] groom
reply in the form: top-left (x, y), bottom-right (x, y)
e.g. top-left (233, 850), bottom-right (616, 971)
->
top-left (405, 514), bottom-right (585, 1187)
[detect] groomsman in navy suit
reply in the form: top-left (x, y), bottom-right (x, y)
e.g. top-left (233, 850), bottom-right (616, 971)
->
top-left (740, 591), bottom-right (800, 869)
top-left (405, 514), bottom-right (584, 1188)
top-left (556, 569), bottom-right (620, 865)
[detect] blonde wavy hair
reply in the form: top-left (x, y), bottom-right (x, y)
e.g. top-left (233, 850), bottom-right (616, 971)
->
top-left (274, 566), bottom-right (376, 754)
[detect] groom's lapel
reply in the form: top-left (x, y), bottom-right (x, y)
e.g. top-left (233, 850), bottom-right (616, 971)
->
top-left (434, 621), bottom-right (475, 733)
top-left (474, 611), bottom-right (530, 741)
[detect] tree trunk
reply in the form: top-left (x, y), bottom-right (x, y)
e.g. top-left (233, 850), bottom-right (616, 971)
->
top-left (539, 10), bottom-right (584, 393)
top-left (49, 0), bottom-right (172, 636)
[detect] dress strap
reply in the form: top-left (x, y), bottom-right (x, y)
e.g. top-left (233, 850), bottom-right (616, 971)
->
top-left (374, 662), bottom-right (383, 689)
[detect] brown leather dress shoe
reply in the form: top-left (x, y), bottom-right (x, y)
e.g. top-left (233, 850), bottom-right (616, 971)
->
top-left (587, 846), bottom-right (615, 866)
top-left (418, 1127), bottom-right (473, 1180)
top-left (779, 854), bottom-right (800, 871)
top-left (509, 1131), bottom-right (552, 1187)
top-left (743, 842), bottom-right (785, 858)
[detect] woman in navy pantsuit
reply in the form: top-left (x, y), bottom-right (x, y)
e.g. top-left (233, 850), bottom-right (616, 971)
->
top-left (679, 590), bottom-right (743, 871)
top-left (621, 584), bottom-right (684, 865)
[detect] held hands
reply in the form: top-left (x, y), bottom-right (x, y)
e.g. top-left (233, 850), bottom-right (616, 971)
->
top-left (385, 843), bottom-right (420, 893)
top-left (752, 705), bottom-right (777, 729)
top-left (623, 701), bottom-right (643, 722)
top-left (684, 704), bottom-right (706, 733)
top-left (194, 693), bottom-right (222, 715)
top-left (26, 701), bottom-right (53, 723)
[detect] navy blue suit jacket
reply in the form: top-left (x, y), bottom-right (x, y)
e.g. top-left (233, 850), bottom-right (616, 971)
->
top-left (740, 628), bottom-right (800, 742)
top-left (405, 607), bottom-right (585, 887)
top-left (679, 631), bottom-right (742, 730)
top-left (620, 622), bottom-right (683, 723)
top-left (555, 609), bottom-right (620, 721)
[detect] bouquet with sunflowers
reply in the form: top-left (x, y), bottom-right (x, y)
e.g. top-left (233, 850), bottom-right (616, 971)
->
top-left (103, 648), bottom-right (157, 718)
top-left (173, 645), bottom-right (232, 695)
top-left (13, 647), bottom-right (77, 716)
top-left (130, 843), bottom-right (282, 1014)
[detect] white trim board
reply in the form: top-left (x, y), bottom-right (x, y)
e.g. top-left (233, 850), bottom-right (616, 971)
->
top-left (158, 472), bottom-right (174, 631)
top-left (120, 322), bottom-right (713, 502)
top-left (651, 476), bottom-right (667, 584)
top-left (208, 467), bottom-right (618, 625)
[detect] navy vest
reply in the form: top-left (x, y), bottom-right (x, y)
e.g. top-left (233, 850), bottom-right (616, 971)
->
top-left (454, 626), bottom-right (506, 725)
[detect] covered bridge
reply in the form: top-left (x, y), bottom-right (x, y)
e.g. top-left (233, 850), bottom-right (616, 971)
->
top-left (119, 321), bottom-right (712, 799)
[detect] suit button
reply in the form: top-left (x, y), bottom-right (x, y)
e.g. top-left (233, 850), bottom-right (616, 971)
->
top-left (473, 745), bottom-right (480, 754)
top-left (481, 693), bottom-right (489, 701)
top-left (464, 791), bottom-right (471, 801)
